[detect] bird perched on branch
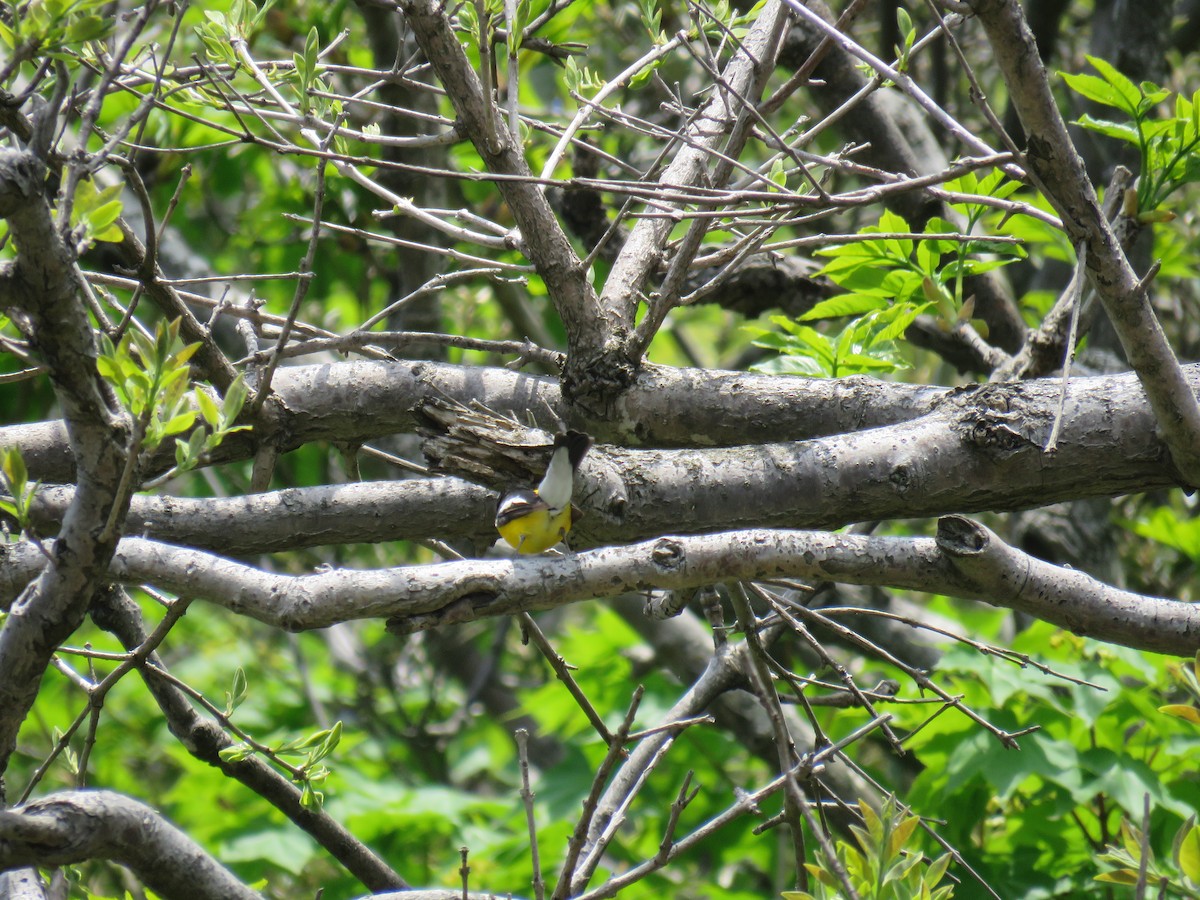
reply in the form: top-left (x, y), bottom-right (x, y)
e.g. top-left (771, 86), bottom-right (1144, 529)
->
top-left (495, 431), bottom-right (591, 554)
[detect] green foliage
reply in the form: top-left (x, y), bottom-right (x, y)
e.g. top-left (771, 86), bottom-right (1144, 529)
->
top-left (97, 319), bottom-right (199, 449)
top-left (220, 721), bottom-right (342, 810)
top-left (1122, 505), bottom-right (1200, 566)
top-left (68, 181), bottom-right (124, 248)
top-left (894, 7), bottom-right (917, 73)
top-left (783, 797), bottom-right (954, 900)
top-left (901, 623), bottom-right (1200, 897)
top-left (96, 319), bottom-right (249, 481)
top-left (1159, 650), bottom-right (1200, 727)
top-left (1062, 56), bottom-right (1200, 216)
top-left (9, 3), bottom-right (1200, 898)
top-left (637, 0), bottom-right (665, 44)
top-left (0, 0), bottom-right (112, 61)
top-left (0, 447), bottom-right (39, 537)
top-left (749, 190), bottom-right (1025, 376)
top-left (292, 26), bottom-right (323, 116)
top-left (563, 55), bottom-right (608, 100)
top-left (748, 299), bottom-right (926, 377)
top-left (1091, 651), bottom-right (1200, 896)
top-left (172, 373), bottom-right (251, 481)
top-left (195, 0), bottom-right (277, 64)
top-left (1095, 816), bottom-right (1200, 896)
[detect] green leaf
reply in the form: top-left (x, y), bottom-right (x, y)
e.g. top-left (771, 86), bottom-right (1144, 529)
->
top-left (304, 26), bottom-right (319, 77)
top-left (768, 158), bottom-right (787, 190)
top-left (299, 781), bottom-right (323, 809)
top-left (161, 411), bottom-right (197, 437)
top-left (1178, 822), bottom-right (1200, 882)
top-left (171, 341), bottom-right (202, 368)
top-left (87, 198), bottom-right (123, 231)
top-left (2, 447), bottom-right (28, 493)
top-left (65, 15), bottom-right (111, 43)
top-left (195, 388), bottom-right (221, 428)
top-left (887, 814), bottom-right (920, 857)
top-left (1095, 868), bottom-right (1141, 885)
top-left (1085, 56), bottom-right (1144, 107)
top-left (226, 667), bottom-right (248, 713)
top-left (1061, 72), bottom-right (1127, 110)
top-left (1158, 704), bottom-right (1200, 724)
top-left (218, 744), bottom-right (253, 762)
top-left (799, 294), bottom-right (890, 320)
top-left (1076, 114), bottom-right (1141, 145)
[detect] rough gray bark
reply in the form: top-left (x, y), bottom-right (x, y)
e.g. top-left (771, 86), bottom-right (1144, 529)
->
top-left (3, 519), bottom-right (1195, 655)
top-left (0, 791), bottom-right (261, 900)
top-left (0, 151), bottom-right (131, 782)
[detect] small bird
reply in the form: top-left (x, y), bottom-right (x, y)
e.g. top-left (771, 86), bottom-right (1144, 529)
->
top-left (495, 431), bottom-right (591, 554)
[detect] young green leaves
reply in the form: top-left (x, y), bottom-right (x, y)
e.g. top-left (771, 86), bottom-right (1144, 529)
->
top-left (0, 447), bottom-right (39, 540)
top-left (750, 179), bottom-right (1025, 378)
top-left (96, 319), bottom-right (250, 484)
top-left (782, 796), bottom-right (955, 900)
top-left (1063, 56), bottom-right (1200, 218)
top-left (69, 181), bottom-right (124, 249)
top-left (98, 319), bottom-right (200, 452)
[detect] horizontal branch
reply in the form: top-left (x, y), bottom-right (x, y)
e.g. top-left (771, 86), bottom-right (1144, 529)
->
top-left (27, 480), bottom-right (497, 554)
top-left (1, 520), bottom-right (1195, 655)
top-left (0, 790), bottom-right (258, 900)
top-left (15, 364), bottom-right (1190, 554)
top-left (2, 359), bottom-right (945, 483)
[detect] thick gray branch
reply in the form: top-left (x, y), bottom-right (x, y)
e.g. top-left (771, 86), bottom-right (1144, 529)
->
top-left (15, 365), bottom-right (1190, 554)
top-left (2, 360), bottom-right (945, 483)
top-left (969, 0), bottom-right (1200, 483)
top-left (2, 521), bottom-right (1196, 655)
top-left (0, 150), bottom-right (130, 776)
top-left (0, 790), bottom-right (259, 900)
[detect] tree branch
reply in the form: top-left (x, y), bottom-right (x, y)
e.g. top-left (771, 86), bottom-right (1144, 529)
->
top-left (396, 0), bottom-right (606, 363)
top-left (14, 364), bottom-right (1193, 554)
top-left (625, 1), bottom-right (791, 355)
top-left (2, 359), bottom-right (946, 483)
top-left (0, 150), bottom-right (131, 778)
top-left (969, 0), bottom-right (1200, 484)
top-left (2, 520), bottom-right (1195, 655)
top-left (88, 589), bottom-right (410, 893)
top-left (0, 790), bottom-right (259, 900)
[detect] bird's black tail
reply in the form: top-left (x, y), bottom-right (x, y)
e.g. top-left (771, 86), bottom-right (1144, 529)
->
top-left (555, 431), bottom-right (592, 470)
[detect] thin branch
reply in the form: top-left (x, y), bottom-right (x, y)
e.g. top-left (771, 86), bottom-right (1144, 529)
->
top-left (552, 687), bottom-right (644, 900)
top-left (514, 729), bottom-right (545, 900)
top-left (396, 0), bottom-right (605, 362)
top-left (520, 613), bottom-right (617, 746)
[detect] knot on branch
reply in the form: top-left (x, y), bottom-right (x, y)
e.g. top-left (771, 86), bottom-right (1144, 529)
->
top-left (947, 383), bottom-right (1046, 456)
top-left (561, 344), bottom-right (638, 419)
top-left (0, 150), bottom-right (46, 217)
top-left (935, 515), bottom-right (987, 554)
top-left (651, 537), bottom-right (684, 571)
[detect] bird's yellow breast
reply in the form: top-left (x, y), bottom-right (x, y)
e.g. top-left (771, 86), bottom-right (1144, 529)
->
top-left (496, 503), bottom-right (574, 554)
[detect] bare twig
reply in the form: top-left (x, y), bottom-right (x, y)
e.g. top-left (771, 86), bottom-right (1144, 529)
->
top-left (515, 729), bottom-right (545, 900)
